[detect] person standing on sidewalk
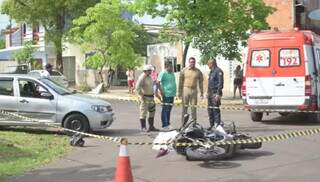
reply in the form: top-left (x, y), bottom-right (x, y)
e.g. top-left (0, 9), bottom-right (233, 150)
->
top-left (207, 58), bottom-right (224, 129)
top-left (233, 65), bottom-right (243, 99)
top-left (178, 57), bottom-right (204, 125)
top-left (126, 68), bottom-right (135, 94)
top-left (156, 60), bottom-right (177, 130)
top-left (151, 66), bottom-right (158, 93)
top-left (136, 65), bottom-right (159, 132)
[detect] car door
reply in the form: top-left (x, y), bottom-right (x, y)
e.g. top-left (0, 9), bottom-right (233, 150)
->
top-left (246, 48), bottom-right (275, 106)
top-left (273, 47), bottom-right (305, 106)
top-left (17, 78), bottom-right (57, 121)
top-left (0, 77), bottom-right (17, 112)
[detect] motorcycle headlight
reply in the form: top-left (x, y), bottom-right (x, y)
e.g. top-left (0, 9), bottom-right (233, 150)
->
top-left (91, 105), bottom-right (112, 113)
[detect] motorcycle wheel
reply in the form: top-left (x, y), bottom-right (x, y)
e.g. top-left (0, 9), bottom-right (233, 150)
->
top-left (241, 142), bottom-right (262, 149)
top-left (234, 134), bottom-right (262, 149)
top-left (173, 138), bottom-right (191, 155)
top-left (185, 146), bottom-right (226, 161)
top-left (220, 144), bottom-right (239, 159)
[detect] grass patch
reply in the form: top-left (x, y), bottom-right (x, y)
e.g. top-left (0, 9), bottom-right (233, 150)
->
top-left (0, 127), bottom-right (73, 181)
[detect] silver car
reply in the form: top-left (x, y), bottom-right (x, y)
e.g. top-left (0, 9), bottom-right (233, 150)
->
top-left (28, 69), bottom-right (69, 87)
top-left (0, 74), bottom-right (115, 132)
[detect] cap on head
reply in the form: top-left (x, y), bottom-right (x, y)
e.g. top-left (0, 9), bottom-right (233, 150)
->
top-left (143, 64), bottom-right (154, 71)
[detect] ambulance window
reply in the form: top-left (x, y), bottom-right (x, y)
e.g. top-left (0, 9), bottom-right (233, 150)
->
top-left (251, 49), bottom-right (270, 67)
top-left (279, 49), bottom-right (300, 67)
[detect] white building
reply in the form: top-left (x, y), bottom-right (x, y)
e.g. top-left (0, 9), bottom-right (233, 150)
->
top-left (147, 42), bottom-right (246, 97)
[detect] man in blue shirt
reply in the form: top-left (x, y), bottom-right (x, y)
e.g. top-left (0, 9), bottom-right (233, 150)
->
top-left (156, 60), bottom-right (177, 130)
top-left (207, 58), bottom-right (224, 129)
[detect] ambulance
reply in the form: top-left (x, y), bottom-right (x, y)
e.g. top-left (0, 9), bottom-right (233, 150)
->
top-left (242, 28), bottom-right (320, 121)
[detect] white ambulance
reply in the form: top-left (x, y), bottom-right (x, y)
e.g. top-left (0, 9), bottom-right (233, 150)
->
top-left (242, 28), bottom-right (320, 121)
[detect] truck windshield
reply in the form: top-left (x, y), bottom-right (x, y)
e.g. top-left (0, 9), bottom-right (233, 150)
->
top-left (40, 78), bottom-right (72, 95)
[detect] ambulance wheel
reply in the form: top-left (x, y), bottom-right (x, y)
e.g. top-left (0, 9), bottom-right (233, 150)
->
top-left (251, 112), bottom-right (263, 122)
top-left (279, 112), bottom-right (289, 116)
top-left (307, 113), bottom-right (320, 123)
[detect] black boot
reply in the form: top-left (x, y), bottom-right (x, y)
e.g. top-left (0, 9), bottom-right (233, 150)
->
top-left (148, 117), bottom-right (159, 132)
top-left (140, 118), bottom-right (147, 132)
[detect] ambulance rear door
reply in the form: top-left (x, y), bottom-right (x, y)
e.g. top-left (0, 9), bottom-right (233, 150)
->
top-left (246, 48), bottom-right (275, 106)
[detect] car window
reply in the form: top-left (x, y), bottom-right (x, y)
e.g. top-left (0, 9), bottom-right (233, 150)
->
top-left (0, 79), bottom-right (14, 96)
top-left (51, 70), bottom-right (62, 76)
top-left (40, 78), bottom-right (72, 95)
top-left (18, 79), bottom-right (48, 99)
top-left (28, 72), bottom-right (41, 77)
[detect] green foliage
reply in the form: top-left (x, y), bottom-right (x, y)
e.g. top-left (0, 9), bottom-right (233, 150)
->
top-left (132, 0), bottom-right (275, 63)
top-left (12, 41), bottom-right (37, 64)
top-left (0, 129), bottom-right (72, 181)
top-left (0, 39), bottom-right (5, 49)
top-left (69, 0), bottom-right (144, 72)
top-left (1, 0), bottom-right (100, 70)
top-left (132, 25), bottom-right (159, 57)
top-left (78, 82), bottom-right (92, 92)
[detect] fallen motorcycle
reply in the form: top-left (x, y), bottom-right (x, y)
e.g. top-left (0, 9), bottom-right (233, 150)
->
top-left (152, 115), bottom-right (262, 161)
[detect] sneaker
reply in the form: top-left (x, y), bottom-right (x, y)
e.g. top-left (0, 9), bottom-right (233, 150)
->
top-left (148, 127), bottom-right (160, 132)
top-left (141, 128), bottom-right (148, 133)
top-left (162, 126), bottom-right (170, 131)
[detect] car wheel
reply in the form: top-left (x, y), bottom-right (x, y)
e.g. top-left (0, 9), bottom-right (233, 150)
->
top-left (250, 112), bottom-right (263, 122)
top-left (64, 113), bottom-right (90, 133)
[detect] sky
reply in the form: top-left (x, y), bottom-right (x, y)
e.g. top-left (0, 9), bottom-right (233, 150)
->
top-left (0, 0), bottom-right (164, 30)
top-left (0, 0), bottom-right (10, 30)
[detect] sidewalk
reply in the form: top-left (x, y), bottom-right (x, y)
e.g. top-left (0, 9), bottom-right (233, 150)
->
top-left (88, 86), bottom-right (243, 106)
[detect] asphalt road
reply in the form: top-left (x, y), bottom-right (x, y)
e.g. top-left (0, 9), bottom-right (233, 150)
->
top-left (5, 100), bottom-right (320, 182)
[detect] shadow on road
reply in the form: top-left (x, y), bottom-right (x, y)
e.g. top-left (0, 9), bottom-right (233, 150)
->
top-left (261, 113), bottom-right (320, 126)
top-left (93, 129), bottom-right (141, 137)
top-left (230, 150), bottom-right (274, 161)
top-left (197, 150), bottom-right (273, 169)
top-left (8, 164), bottom-right (115, 182)
top-left (198, 161), bottom-right (241, 169)
top-left (0, 126), bottom-right (62, 135)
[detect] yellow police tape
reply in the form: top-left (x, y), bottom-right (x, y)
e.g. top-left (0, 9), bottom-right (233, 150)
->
top-left (1, 109), bottom-right (320, 147)
top-left (0, 110), bottom-right (122, 144)
top-left (91, 94), bottom-right (320, 113)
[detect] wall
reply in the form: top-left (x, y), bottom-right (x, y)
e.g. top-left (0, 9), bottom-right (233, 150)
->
top-left (264, 0), bottom-right (294, 30)
top-left (62, 43), bottom-right (110, 88)
top-left (147, 43), bottom-right (247, 97)
top-left (0, 60), bottom-right (17, 72)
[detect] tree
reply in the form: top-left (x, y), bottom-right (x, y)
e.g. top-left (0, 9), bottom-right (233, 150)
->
top-left (132, 0), bottom-right (274, 66)
top-left (1, 0), bottom-right (99, 73)
top-left (0, 39), bottom-right (5, 49)
top-left (69, 0), bottom-right (143, 87)
top-left (12, 40), bottom-right (37, 67)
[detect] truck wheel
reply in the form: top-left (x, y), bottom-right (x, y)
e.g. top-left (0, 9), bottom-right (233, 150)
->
top-left (279, 112), bottom-right (289, 116)
top-left (64, 113), bottom-right (90, 133)
top-left (251, 112), bottom-right (263, 122)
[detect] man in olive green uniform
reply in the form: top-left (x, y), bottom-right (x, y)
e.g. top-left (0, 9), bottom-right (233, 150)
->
top-left (178, 57), bottom-right (204, 125)
top-left (136, 64), bottom-right (159, 132)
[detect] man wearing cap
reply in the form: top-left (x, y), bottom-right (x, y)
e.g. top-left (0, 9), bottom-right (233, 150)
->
top-left (43, 63), bottom-right (53, 77)
top-left (178, 57), bottom-right (204, 125)
top-left (136, 64), bottom-right (159, 132)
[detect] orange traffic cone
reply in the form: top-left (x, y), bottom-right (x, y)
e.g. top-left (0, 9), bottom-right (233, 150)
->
top-left (114, 138), bottom-right (133, 182)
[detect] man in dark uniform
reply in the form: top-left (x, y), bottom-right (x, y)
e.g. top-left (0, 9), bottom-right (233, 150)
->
top-left (207, 58), bottom-right (224, 129)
